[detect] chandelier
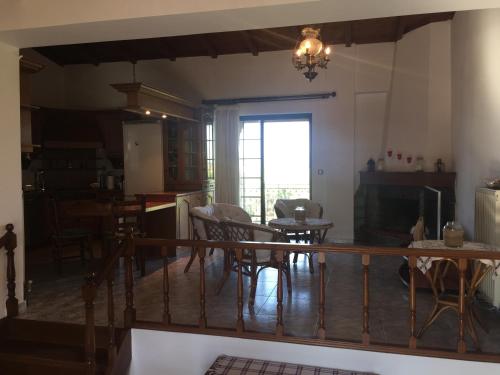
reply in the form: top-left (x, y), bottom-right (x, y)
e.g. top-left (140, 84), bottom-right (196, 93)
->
top-left (292, 27), bottom-right (332, 82)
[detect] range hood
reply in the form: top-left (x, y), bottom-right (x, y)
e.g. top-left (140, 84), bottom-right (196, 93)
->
top-left (111, 82), bottom-right (199, 122)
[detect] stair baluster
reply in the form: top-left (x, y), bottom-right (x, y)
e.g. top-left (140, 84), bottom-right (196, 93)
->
top-left (1, 224), bottom-right (18, 317)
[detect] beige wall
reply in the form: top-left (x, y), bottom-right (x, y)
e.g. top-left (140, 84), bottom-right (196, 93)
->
top-left (452, 9), bottom-right (500, 237)
top-left (29, 21), bottom-right (453, 240)
top-left (0, 42), bottom-right (23, 318)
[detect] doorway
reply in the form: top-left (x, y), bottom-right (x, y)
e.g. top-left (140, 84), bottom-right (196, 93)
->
top-left (239, 114), bottom-right (311, 223)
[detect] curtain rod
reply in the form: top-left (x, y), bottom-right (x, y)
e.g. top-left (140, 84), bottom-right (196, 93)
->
top-left (202, 92), bottom-right (336, 106)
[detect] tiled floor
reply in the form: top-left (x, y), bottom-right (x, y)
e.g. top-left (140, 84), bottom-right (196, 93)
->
top-left (21, 244), bottom-right (500, 354)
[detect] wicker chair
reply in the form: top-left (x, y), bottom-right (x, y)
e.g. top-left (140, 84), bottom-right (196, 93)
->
top-left (221, 220), bottom-right (292, 306)
top-left (185, 204), bottom-right (252, 273)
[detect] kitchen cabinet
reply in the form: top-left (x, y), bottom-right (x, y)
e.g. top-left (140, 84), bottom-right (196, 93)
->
top-left (164, 117), bottom-right (206, 191)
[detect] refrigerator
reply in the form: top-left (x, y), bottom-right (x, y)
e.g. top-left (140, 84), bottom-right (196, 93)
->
top-left (123, 121), bottom-right (164, 196)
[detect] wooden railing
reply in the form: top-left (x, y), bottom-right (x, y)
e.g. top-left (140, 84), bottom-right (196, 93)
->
top-left (81, 232), bottom-right (133, 374)
top-left (1, 224), bottom-right (18, 317)
top-left (124, 236), bottom-right (500, 363)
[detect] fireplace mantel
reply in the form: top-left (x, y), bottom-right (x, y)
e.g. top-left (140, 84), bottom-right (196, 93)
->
top-left (359, 172), bottom-right (456, 188)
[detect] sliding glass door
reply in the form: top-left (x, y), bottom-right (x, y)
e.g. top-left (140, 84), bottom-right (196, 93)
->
top-left (239, 114), bottom-right (311, 223)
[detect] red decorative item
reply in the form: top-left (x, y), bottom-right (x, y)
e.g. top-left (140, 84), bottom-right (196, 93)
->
top-left (407, 156), bottom-right (413, 163)
top-left (387, 149), bottom-right (393, 158)
top-left (397, 152), bottom-right (402, 160)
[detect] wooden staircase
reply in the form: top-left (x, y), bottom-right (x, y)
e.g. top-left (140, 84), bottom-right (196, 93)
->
top-left (0, 318), bottom-right (131, 375)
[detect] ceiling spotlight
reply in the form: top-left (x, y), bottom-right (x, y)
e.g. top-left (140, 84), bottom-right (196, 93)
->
top-left (162, 114), bottom-right (167, 119)
top-left (145, 110), bottom-right (151, 115)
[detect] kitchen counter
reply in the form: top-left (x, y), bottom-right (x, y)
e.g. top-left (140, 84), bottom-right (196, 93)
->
top-left (145, 201), bottom-right (176, 212)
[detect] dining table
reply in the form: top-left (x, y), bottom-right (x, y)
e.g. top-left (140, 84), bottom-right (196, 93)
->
top-left (410, 239), bottom-right (500, 350)
top-left (268, 217), bottom-right (334, 273)
top-left (60, 199), bottom-right (177, 259)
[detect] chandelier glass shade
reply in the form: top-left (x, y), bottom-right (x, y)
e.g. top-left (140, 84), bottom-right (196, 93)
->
top-left (292, 27), bottom-right (332, 82)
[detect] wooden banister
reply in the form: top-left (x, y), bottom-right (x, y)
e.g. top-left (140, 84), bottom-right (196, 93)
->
top-left (318, 251), bottom-right (326, 340)
top-left (362, 254), bottom-right (370, 345)
top-left (1, 224), bottom-right (18, 317)
top-left (123, 236), bottom-right (500, 364)
top-left (198, 246), bottom-right (207, 329)
top-left (275, 250), bottom-right (284, 337)
top-left (235, 248), bottom-right (244, 333)
top-left (133, 237), bottom-right (500, 260)
top-left (82, 273), bottom-right (97, 374)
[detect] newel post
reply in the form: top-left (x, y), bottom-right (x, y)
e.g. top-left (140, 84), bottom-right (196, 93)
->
top-left (4, 224), bottom-right (18, 317)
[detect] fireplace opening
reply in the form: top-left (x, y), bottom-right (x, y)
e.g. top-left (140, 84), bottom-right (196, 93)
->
top-left (379, 197), bottom-right (420, 233)
top-left (354, 172), bottom-right (455, 246)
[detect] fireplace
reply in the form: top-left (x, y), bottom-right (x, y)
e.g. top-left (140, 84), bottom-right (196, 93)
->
top-left (354, 172), bottom-right (455, 246)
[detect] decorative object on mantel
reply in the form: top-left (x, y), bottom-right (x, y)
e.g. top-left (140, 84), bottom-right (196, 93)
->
top-left (435, 158), bottom-right (445, 173)
top-left (367, 158), bottom-right (376, 172)
top-left (415, 156), bottom-right (424, 172)
top-left (387, 148), bottom-right (393, 158)
top-left (292, 27), bottom-right (332, 82)
top-left (443, 221), bottom-right (464, 247)
top-left (485, 178), bottom-right (500, 189)
top-left (376, 158), bottom-right (385, 171)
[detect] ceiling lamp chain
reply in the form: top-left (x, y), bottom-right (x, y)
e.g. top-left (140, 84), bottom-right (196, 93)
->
top-left (292, 27), bottom-right (332, 82)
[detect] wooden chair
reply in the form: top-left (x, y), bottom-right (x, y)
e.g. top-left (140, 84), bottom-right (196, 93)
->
top-left (417, 259), bottom-right (490, 350)
top-left (105, 196), bottom-right (147, 275)
top-left (274, 199), bottom-right (323, 268)
top-left (47, 197), bottom-right (93, 275)
top-left (221, 220), bottom-right (292, 306)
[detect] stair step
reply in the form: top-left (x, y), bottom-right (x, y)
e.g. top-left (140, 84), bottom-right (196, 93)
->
top-left (0, 339), bottom-right (108, 362)
top-left (0, 339), bottom-right (108, 375)
top-left (0, 318), bottom-right (130, 375)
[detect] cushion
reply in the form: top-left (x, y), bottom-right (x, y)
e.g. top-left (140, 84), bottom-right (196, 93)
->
top-left (206, 355), bottom-right (377, 375)
top-left (214, 203), bottom-right (252, 223)
top-left (190, 205), bottom-right (219, 240)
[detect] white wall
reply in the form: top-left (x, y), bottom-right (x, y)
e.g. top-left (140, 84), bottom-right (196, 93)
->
top-left (452, 9), bottom-right (500, 237)
top-left (29, 21), bottom-right (453, 241)
top-left (129, 329), bottom-right (500, 375)
top-left (1, 0), bottom-right (498, 48)
top-left (0, 42), bottom-right (24, 318)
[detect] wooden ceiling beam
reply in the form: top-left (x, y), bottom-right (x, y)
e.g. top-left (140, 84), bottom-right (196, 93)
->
top-left (241, 31), bottom-right (259, 56)
top-left (203, 36), bottom-right (218, 59)
top-left (33, 12), bottom-right (454, 65)
top-left (395, 16), bottom-right (406, 41)
top-left (157, 39), bottom-right (176, 62)
top-left (344, 21), bottom-right (353, 47)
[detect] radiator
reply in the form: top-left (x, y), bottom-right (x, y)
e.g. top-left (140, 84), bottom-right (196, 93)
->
top-left (475, 188), bottom-right (500, 308)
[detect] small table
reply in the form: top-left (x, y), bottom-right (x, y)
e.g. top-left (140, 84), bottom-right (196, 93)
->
top-left (268, 218), bottom-right (333, 273)
top-left (410, 240), bottom-right (500, 349)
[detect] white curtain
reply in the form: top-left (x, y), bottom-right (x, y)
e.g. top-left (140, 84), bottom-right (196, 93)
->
top-left (214, 107), bottom-right (241, 204)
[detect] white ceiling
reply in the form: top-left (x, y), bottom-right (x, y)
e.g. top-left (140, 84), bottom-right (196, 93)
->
top-left (1, 0), bottom-right (500, 48)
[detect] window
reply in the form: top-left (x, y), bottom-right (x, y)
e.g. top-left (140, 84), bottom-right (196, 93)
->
top-left (206, 120), bottom-right (214, 180)
top-left (239, 114), bottom-right (311, 223)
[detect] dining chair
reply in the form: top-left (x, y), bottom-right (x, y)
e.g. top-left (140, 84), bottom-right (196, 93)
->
top-left (221, 220), bottom-right (292, 306)
top-left (106, 196), bottom-right (147, 275)
top-left (47, 197), bottom-right (93, 275)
